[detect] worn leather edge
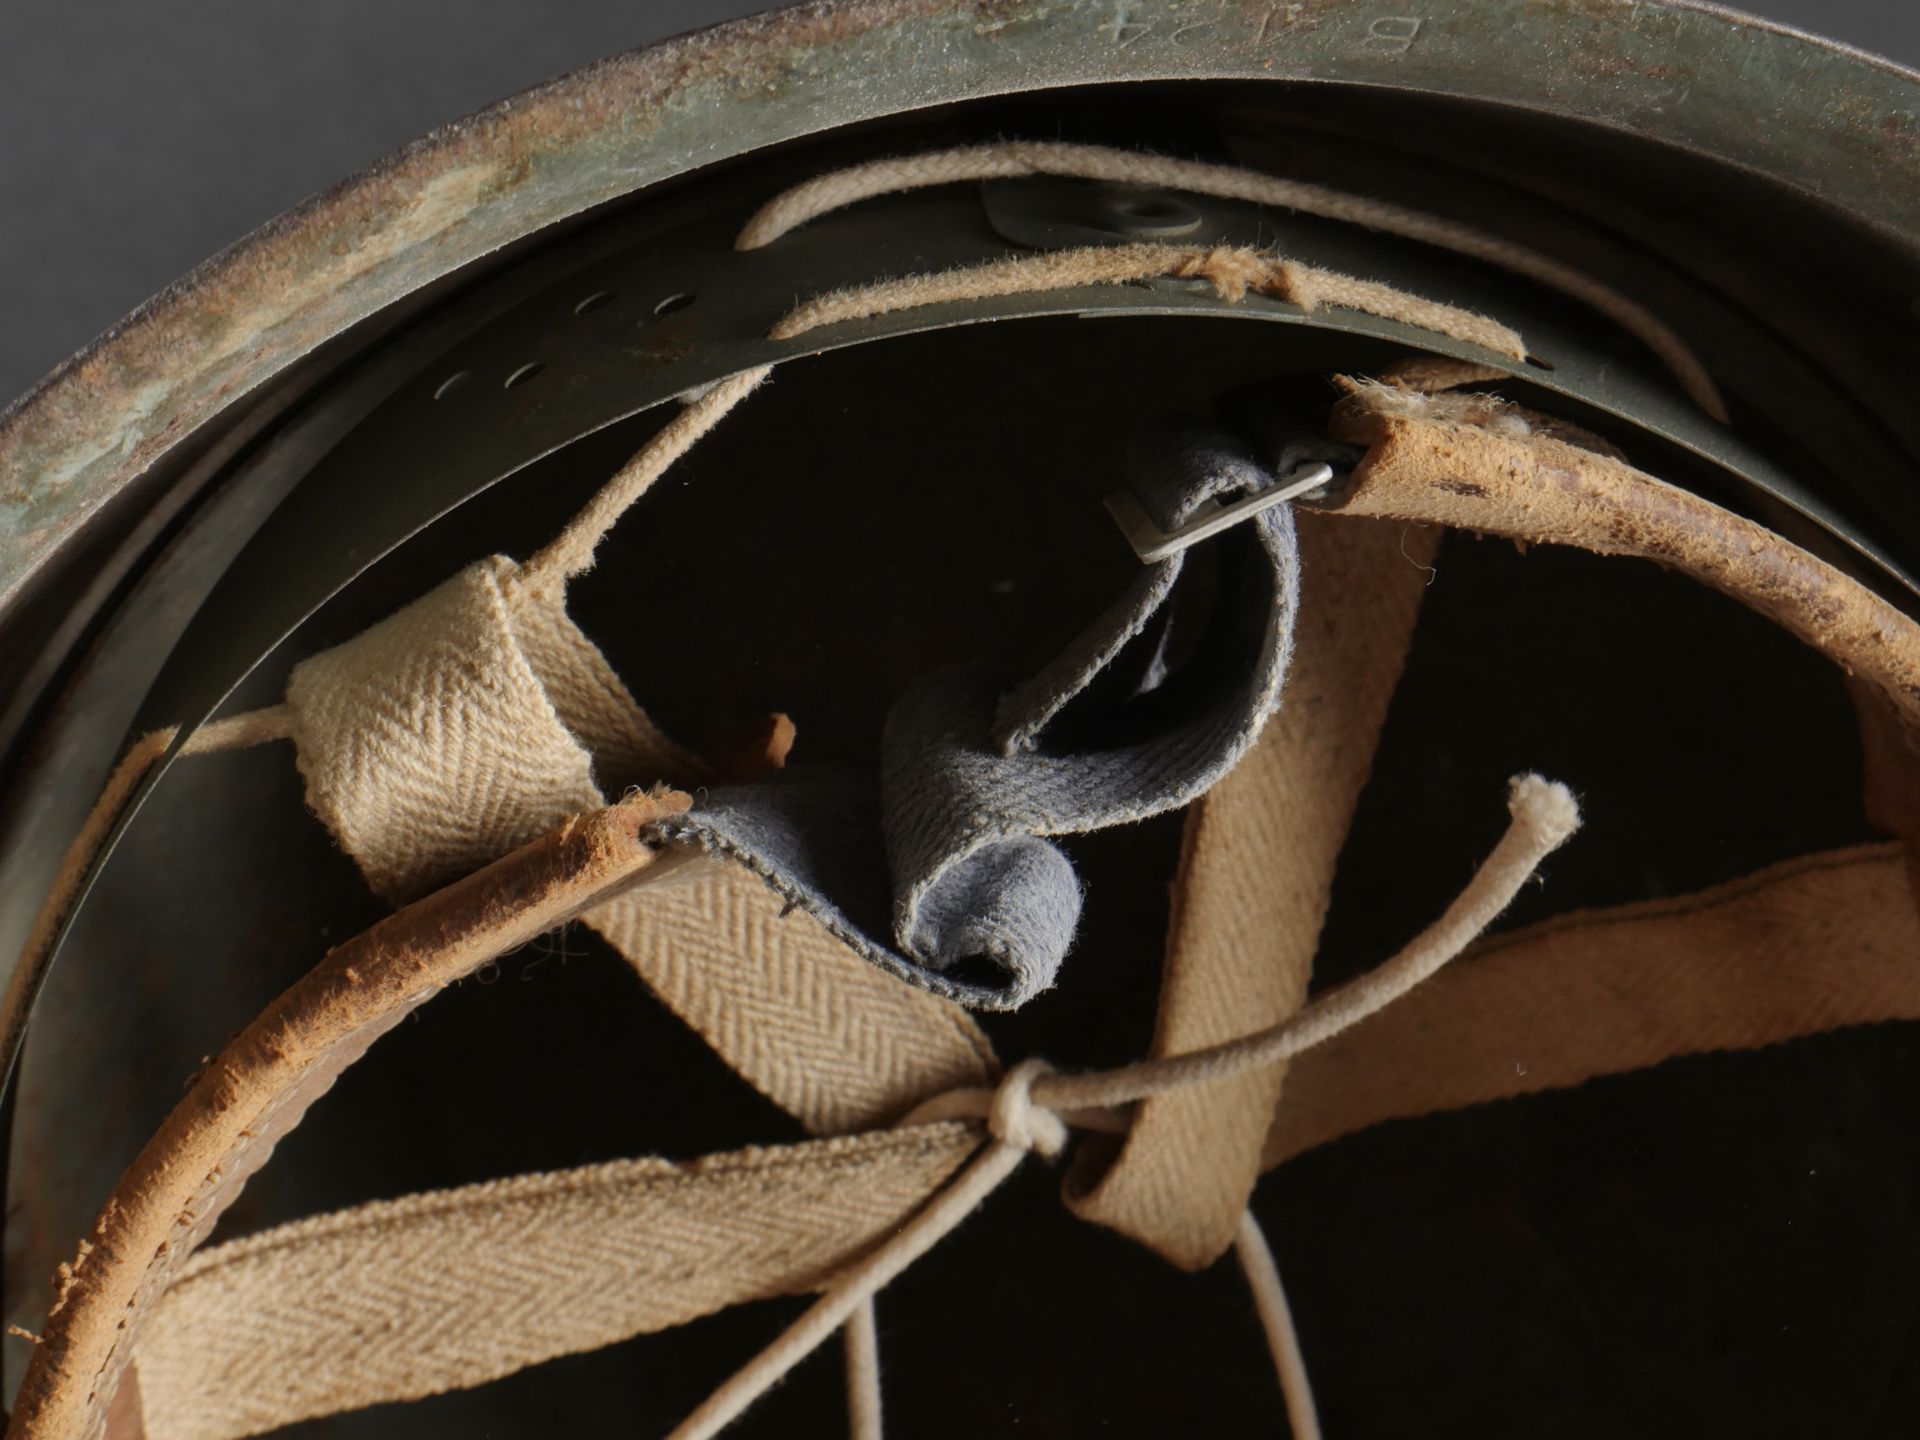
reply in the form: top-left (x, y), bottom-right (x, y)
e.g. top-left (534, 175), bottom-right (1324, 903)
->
top-left (8, 791), bottom-right (690, 1440)
top-left (1850, 674), bottom-right (1920, 899)
top-left (1325, 383), bottom-right (1920, 732)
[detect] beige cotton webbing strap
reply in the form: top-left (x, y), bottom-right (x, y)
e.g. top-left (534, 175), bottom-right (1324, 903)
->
top-left (1260, 841), bottom-right (1920, 1165)
top-left (274, 349), bottom-right (995, 1438)
top-left (271, 356), bottom-right (996, 1130)
top-left (36, 139), bottom-right (1920, 1440)
top-left (1067, 512), bottom-right (1437, 1269)
top-left (590, 861), bottom-right (998, 1135)
top-left (132, 1125), bottom-right (980, 1440)
top-left (664, 776), bottom-right (1581, 1440)
top-left (31, 380), bottom-right (1920, 1440)
top-left (88, 826), bottom-right (1920, 1440)
top-left (13, 354), bottom-right (992, 1440)
top-left (284, 371), bottom-right (771, 907)
top-left (5, 773), bottom-right (1576, 1440)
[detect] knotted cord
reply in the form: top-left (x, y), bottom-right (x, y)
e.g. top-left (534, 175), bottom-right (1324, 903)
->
top-left (14, 141), bottom-right (1622, 1440)
top-left (669, 775), bottom-right (1581, 1439)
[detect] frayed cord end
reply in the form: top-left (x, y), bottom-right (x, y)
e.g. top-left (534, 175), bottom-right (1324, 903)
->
top-left (1506, 773), bottom-right (1581, 851)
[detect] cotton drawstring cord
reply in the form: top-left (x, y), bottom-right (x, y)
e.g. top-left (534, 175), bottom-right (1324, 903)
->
top-left (844, 1297), bottom-right (883, 1440)
top-left (665, 1065), bottom-right (1054, 1440)
top-left (517, 366), bottom-right (774, 591)
top-left (667, 774), bottom-right (1581, 1440)
top-left (12, 705), bottom-right (295, 1034)
top-left (1235, 1208), bottom-right (1323, 1440)
top-left (735, 140), bottom-right (1726, 421)
top-left (1032, 774), bottom-right (1581, 1115)
top-left (509, 235), bottom-right (1522, 612)
top-left (32, 365), bottom-right (776, 976)
top-left (768, 243), bottom-right (1527, 363)
top-left (27, 128), bottom-right (1632, 1007)
top-left (21, 139), bottom-right (1604, 1438)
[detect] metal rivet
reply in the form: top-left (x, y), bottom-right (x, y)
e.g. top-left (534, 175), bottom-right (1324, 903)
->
top-left (1097, 192), bottom-right (1203, 239)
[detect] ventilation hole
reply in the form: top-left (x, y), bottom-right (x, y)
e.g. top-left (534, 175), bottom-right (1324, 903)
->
top-left (433, 371), bottom-right (472, 400)
top-left (654, 292), bottom-right (695, 316)
top-left (574, 289), bottom-right (616, 315)
top-left (504, 362), bottom-right (546, 389)
top-left (1525, 353), bottom-right (1557, 372)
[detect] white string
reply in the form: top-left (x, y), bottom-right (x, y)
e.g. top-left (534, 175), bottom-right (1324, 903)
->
top-left (666, 777), bottom-right (1580, 1438)
top-left (844, 1298), bottom-right (883, 1440)
top-left (665, 1140), bottom-right (1029, 1440)
top-left (1235, 1210), bottom-right (1322, 1440)
top-left (56, 142), bottom-right (1599, 1440)
top-left (1034, 774), bottom-right (1580, 1116)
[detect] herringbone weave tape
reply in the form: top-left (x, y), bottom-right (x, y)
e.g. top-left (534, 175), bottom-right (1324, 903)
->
top-left (286, 557), bottom-right (690, 903)
top-left (589, 860), bottom-right (998, 1133)
top-left (132, 1125), bottom-right (980, 1440)
top-left (1069, 513), bottom-right (1435, 1267)
top-left (285, 548), bottom-right (996, 1131)
top-left (1261, 843), bottom-right (1920, 1165)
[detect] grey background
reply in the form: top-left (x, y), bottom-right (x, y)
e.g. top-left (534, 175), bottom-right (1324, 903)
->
top-left (0, 0), bottom-right (1910, 411)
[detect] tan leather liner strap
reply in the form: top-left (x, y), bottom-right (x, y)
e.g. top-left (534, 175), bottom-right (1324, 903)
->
top-left (1262, 841), bottom-right (1920, 1166)
top-left (1324, 382), bottom-right (1920, 732)
top-left (25, 375), bottom-right (1920, 1439)
top-left (10, 794), bottom-right (690, 1440)
top-left (24, 769), bottom-right (1583, 1440)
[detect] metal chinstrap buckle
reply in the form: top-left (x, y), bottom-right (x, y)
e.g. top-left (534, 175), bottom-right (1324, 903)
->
top-left (1103, 461), bottom-right (1335, 564)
